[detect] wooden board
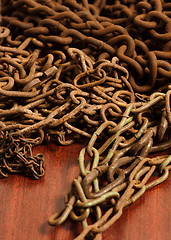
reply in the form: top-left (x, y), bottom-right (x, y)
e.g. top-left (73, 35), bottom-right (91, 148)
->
top-left (0, 142), bottom-right (170, 240)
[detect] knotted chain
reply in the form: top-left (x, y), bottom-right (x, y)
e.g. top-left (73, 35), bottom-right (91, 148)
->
top-left (0, 0), bottom-right (171, 239)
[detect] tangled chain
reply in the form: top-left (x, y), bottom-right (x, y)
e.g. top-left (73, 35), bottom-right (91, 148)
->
top-left (0, 0), bottom-right (171, 239)
top-left (1, 0), bottom-right (171, 92)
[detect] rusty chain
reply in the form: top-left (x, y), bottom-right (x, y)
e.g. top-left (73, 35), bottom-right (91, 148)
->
top-left (0, 0), bottom-right (171, 239)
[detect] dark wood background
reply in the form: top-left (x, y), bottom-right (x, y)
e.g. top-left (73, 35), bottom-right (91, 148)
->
top-left (0, 141), bottom-right (170, 240)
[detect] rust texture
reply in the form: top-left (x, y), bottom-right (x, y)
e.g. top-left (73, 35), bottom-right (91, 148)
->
top-left (0, 0), bottom-right (171, 239)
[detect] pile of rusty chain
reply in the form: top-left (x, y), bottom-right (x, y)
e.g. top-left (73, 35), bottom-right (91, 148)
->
top-left (1, 0), bottom-right (171, 92)
top-left (0, 27), bottom-right (139, 178)
top-left (0, 0), bottom-right (171, 239)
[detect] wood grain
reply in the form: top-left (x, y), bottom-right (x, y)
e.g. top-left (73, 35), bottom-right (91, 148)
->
top-left (0, 142), bottom-right (170, 240)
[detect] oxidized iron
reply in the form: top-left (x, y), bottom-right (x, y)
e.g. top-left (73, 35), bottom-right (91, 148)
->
top-left (0, 0), bottom-right (171, 240)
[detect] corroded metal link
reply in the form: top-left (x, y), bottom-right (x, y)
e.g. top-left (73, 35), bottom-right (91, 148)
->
top-left (1, 1), bottom-right (171, 239)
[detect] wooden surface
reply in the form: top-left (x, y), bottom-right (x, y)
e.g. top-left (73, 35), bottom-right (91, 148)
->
top-left (0, 141), bottom-right (170, 240)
